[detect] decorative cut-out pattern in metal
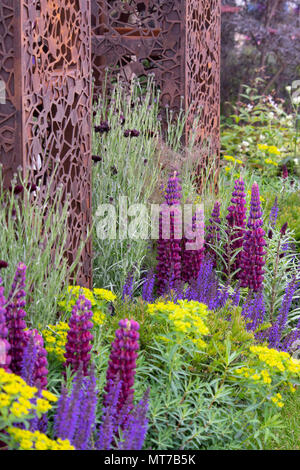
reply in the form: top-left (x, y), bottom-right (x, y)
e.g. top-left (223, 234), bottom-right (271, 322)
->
top-left (91, 0), bottom-right (220, 183)
top-left (0, 0), bottom-right (92, 287)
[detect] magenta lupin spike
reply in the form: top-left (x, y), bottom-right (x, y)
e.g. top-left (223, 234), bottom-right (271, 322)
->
top-left (239, 182), bottom-right (267, 292)
top-left (103, 318), bottom-right (140, 413)
top-left (6, 262), bottom-right (28, 375)
top-left (156, 172), bottom-right (182, 296)
top-left (225, 179), bottom-right (247, 276)
top-left (64, 294), bottom-right (94, 376)
top-left (0, 276), bottom-right (11, 371)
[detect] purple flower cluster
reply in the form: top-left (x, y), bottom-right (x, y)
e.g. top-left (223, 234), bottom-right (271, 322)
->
top-left (239, 182), bottom-right (267, 292)
top-left (269, 197), bottom-right (279, 228)
top-left (181, 210), bottom-right (204, 284)
top-left (124, 129), bottom-right (140, 138)
top-left (23, 329), bottom-right (48, 389)
top-left (122, 272), bottom-right (134, 301)
top-left (156, 172), bottom-right (182, 296)
top-left (54, 367), bottom-right (97, 449)
top-left (267, 277), bottom-right (298, 350)
top-left (64, 295), bottom-right (94, 376)
top-left (241, 291), bottom-right (265, 333)
top-left (142, 270), bottom-right (155, 303)
top-left (6, 262), bottom-right (28, 375)
top-left (103, 319), bottom-right (140, 414)
top-left (0, 276), bottom-right (11, 371)
top-left (94, 121), bottom-right (110, 134)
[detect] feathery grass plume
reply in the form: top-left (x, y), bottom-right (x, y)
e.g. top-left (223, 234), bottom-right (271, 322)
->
top-left (6, 263), bottom-right (27, 375)
top-left (156, 172), bottom-right (182, 296)
top-left (0, 276), bottom-right (10, 371)
top-left (64, 294), bottom-right (94, 376)
top-left (239, 182), bottom-right (266, 292)
top-left (205, 201), bottom-right (221, 267)
top-left (103, 319), bottom-right (140, 417)
top-left (225, 178), bottom-right (247, 277)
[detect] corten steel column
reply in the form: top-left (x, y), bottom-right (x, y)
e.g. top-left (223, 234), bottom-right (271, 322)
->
top-left (0, 0), bottom-right (92, 287)
top-left (91, 0), bottom-right (220, 189)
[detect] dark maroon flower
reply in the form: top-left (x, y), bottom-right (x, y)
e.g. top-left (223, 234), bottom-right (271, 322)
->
top-left (130, 129), bottom-right (140, 137)
top-left (124, 129), bottom-right (130, 138)
top-left (9, 184), bottom-right (23, 195)
top-left (282, 165), bottom-right (288, 179)
top-left (94, 121), bottom-right (110, 134)
top-left (111, 166), bottom-right (118, 176)
top-left (27, 183), bottom-right (37, 192)
top-left (0, 260), bottom-right (8, 269)
top-left (92, 155), bottom-right (102, 163)
top-left (120, 115), bottom-right (125, 125)
top-left (280, 222), bottom-right (288, 235)
top-left (268, 229), bottom-right (273, 239)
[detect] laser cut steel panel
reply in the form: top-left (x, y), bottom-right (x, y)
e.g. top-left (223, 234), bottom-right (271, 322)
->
top-left (0, 1), bottom-right (24, 187)
top-left (91, 0), bottom-right (220, 178)
top-left (91, 0), bottom-right (185, 113)
top-left (186, 0), bottom-right (221, 190)
top-left (0, 0), bottom-right (92, 287)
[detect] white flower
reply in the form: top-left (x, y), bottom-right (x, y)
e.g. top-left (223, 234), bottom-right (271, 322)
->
top-left (286, 86), bottom-right (292, 93)
top-left (292, 96), bottom-right (300, 106)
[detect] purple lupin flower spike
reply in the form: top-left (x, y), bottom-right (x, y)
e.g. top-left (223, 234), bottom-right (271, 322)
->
top-left (156, 172), bottom-right (182, 296)
top-left (23, 329), bottom-right (48, 389)
top-left (239, 182), bottom-right (266, 292)
top-left (225, 179), bottom-right (247, 276)
top-left (103, 319), bottom-right (140, 416)
top-left (182, 209), bottom-right (205, 284)
top-left (269, 197), bottom-right (279, 228)
top-left (205, 201), bottom-right (221, 267)
top-left (0, 276), bottom-right (11, 371)
top-left (6, 262), bottom-right (27, 374)
top-left (64, 294), bottom-right (94, 376)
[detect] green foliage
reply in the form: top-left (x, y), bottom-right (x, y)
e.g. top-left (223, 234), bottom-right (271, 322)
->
top-left (221, 84), bottom-right (300, 179)
top-left (92, 76), bottom-right (198, 293)
top-left (0, 169), bottom-right (82, 328)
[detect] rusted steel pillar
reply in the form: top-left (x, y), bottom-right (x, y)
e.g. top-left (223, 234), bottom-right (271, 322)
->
top-left (91, 0), bottom-right (221, 188)
top-left (0, 0), bottom-right (92, 287)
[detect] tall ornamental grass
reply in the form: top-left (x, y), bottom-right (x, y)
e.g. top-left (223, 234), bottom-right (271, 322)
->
top-left (0, 168), bottom-right (82, 327)
top-left (92, 76), bottom-right (198, 292)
